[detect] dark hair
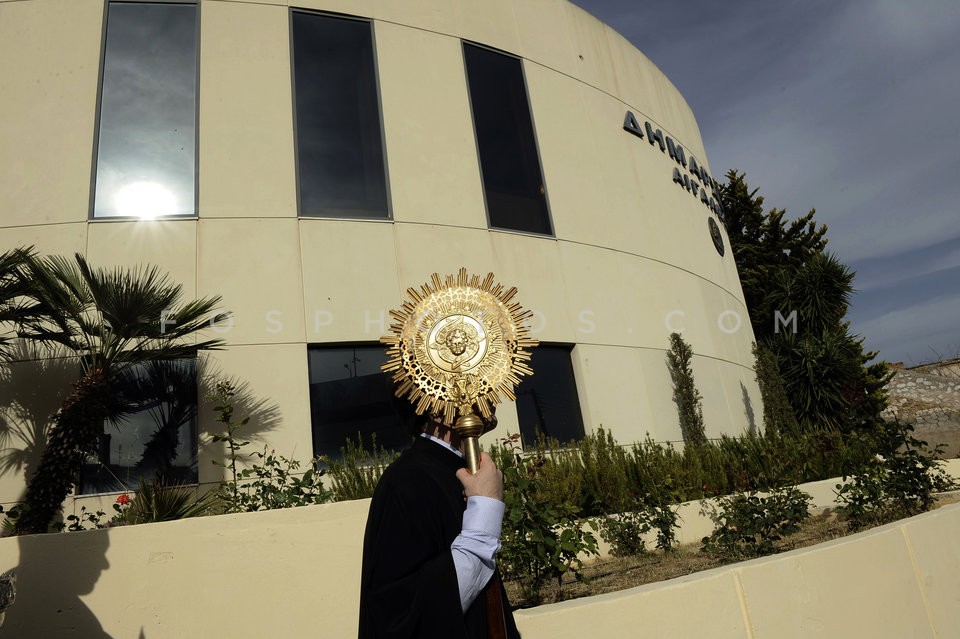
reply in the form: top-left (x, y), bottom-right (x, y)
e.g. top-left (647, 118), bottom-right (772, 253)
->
top-left (386, 382), bottom-right (427, 437)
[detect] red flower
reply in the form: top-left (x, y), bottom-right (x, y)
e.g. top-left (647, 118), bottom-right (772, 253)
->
top-left (116, 494), bottom-right (130, 506)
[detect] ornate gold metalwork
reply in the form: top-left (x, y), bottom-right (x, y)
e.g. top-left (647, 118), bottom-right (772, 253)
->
top-left (381, 268), bottom-right (537, 439)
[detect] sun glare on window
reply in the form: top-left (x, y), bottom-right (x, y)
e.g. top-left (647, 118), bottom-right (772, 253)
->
top-left (114, 181), bottom-right (178, 219)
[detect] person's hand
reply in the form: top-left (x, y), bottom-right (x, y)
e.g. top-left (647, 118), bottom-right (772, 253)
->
top-left (456, 452), bottom-right (504, 502)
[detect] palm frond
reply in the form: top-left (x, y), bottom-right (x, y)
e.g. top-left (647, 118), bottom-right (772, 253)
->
top-left (17, 253), bottom-right (226, 375)
top-left (0, 247), bottom-right (42, 360)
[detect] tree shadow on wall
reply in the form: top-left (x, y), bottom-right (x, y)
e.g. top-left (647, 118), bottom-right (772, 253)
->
top-left (196, 360), bottom-right (283, 483)
top-left (55, 357), bottom-right (282, 496)
top-left (0, 342), bottom-right (79, 499)
top-left (122, 359), bottom-right (201, 487)
top-left (0, 361), bottom-right (280, 638)
top-left (81, 359), bottom-right (207, 494)
top-left (0, 344), bottom-right (282, 499)
top-left (741, 381), bottom-right (757, 435)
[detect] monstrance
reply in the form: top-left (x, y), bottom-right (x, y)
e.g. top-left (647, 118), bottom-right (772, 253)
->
top-left (381, 268), bottom-right (537, 473)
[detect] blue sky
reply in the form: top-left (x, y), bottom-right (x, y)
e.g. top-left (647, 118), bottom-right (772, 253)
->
top-left (573, 0), bottom-right (960, 365)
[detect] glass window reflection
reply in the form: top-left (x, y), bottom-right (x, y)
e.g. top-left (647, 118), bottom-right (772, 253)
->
top-left (464, 43), bottom-right (552, 235)
top-left (308, 345), bottom-right (412, 459)
top-left (80, 360), bottom-right (199, 494)
top-left (516, 345), bottom-right (585, 447)
top-left (92, 2), bottom-right (198, 219)
top-left (292, 12), bottom-right (389, 219)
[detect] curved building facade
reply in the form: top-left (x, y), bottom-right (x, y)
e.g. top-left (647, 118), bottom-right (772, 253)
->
top-left (0, 0), bottom-right (760, 505)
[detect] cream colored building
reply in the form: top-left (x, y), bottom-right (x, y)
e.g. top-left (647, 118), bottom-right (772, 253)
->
top-left (0, 0), bottom-right (760, 508)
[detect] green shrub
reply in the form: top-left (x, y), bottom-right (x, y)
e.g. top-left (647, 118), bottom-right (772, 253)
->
top-left (596, 500), bottom-right (680, 556)
top-left (597, 507), bottom-right (650, 557)
top-left (209, 380), bottom-right (251, 512)
top-left (209, 380), bottom-right (331, 512)
top-left (117, 477), bottom-right (217, 524)
top-left (701, 486), bottom-right (811, 559)
top-left (521, 425), bottom-right (874, 522)
top-left (58, 505), bottom-right (110, 532)
top-left (325, 434), bottom-right (399, 501)
top-left (626, 436), bottom-right (683, 498)
top-left (647, 504), bottom-right (680, 552)
top-left (533, 437), bottom-right (585, 513)
top-left (836, 421), bottom-right (955, 531)
top-left (667, 332), bottom-right (707, 447)
top-left (497, 435), bottom-right (599, 605)
top-left (8, 479), bottom-right (213, 533)
top-left (580, 427), bottom-right (633, 513)
top-left (226, 446), bottom-right (333, 512)
top-left (753, 341), bottom-right (799, 435)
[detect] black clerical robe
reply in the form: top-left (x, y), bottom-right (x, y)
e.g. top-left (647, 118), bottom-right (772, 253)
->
top-left (358, 436), bottom-right (520, 638)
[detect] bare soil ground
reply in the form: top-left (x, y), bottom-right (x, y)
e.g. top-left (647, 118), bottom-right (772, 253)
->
top-left (506, 493), bottom-right (960, 608)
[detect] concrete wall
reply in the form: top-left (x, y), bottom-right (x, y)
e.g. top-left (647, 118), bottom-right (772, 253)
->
top-left (0, 0), bottom-right (759, 511)
top-left (517, 503), bottom-right (960, 638)
top-left (594, 458), bottom-right (960, 555)
top-left (1, 468), bottom-right (958, 637)
top-left (0, 499), bottom-right (372, 638)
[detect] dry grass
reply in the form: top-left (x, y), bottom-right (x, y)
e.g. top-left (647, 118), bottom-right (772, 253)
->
top-left (505, 493), bottom-right (960, 608)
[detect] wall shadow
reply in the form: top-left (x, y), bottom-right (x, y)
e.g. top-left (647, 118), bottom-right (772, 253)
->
top-left (0, 348), bottom-right (282, 503)
top-left (196, 358), bottom-right (283, 484)
top-left (0, 356), bottom-right (281, 638)
top-left (0, 343), bottom-right (78, 502)
top-left (741, 382), bottom-right (757, 435)
top-left (2, 529), bottom-right (115, 637)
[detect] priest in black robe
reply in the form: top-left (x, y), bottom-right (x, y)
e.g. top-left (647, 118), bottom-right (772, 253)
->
top-left (358, 413), bottom-right (521, 638)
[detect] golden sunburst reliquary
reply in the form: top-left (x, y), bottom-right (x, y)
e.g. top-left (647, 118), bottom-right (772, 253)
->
top-left (381, 268), bottom-right (538, 428)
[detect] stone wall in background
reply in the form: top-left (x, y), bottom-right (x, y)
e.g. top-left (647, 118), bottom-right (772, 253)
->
top-left (884, 359), bottom-right (960, 457)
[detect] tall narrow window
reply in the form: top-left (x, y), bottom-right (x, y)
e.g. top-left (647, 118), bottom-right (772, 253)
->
top-left (92, 2), bottom-right (198, 219)
top-left (463, 43), bottom-right (552, 235)
top-left (308, 345), bottom-right (412, 459)
top-left (515, 345), bottom-right (584, 447)
top-left (292, 12), bottom-right (388, 219)
top-left (80, 360), bottom-right (199, 494)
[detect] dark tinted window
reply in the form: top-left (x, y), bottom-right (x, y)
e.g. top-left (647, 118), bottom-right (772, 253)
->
top-left (516, 345), bottom-right (584, 447)
top-left (463, 43), bottom-right (551, 235)
top-left (80, 360), bottom-right (198, 493)
top-left (292, 12), bottom-right (388, 218)
top-left (93, 2), bottom-right (198, 219)
top-left (308, 345), bottom-right (413, 458)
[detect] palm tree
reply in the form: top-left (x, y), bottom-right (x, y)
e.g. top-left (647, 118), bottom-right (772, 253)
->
top-left (124, 358), bottom-right (199, 485)
top-left (0, 247), bottom-right (38, 361)
top-left (762, 252), bottom-right (890, 433)
top-left (13, 253), bottom-right (227, 534)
